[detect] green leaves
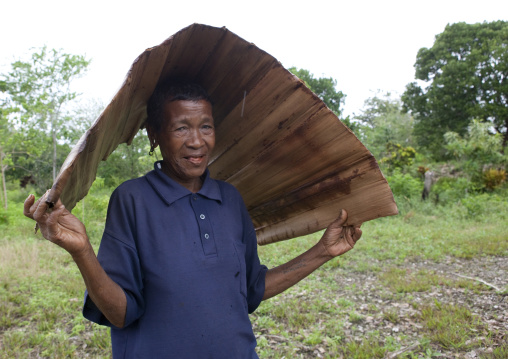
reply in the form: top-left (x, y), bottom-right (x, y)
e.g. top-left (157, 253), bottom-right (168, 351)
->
top-left (4, 46), bottom-right (90, 129)
top-left (355, 92), bottom-right (415, 165)
top-left (1, 46), bottom-right (90, 193)
top-left (444, 120), bottom-right (503, 161)
top-left (288, 67), bottom-right (346, 118)
top-left (444, 119), bottom-right (507, 189)
top-left (402, 21), bottom-right (508, 158)
top-left (380, 143), bottom-right (416, 171)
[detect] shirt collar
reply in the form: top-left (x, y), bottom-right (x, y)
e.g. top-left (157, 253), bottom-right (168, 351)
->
top-left (145, 161), bottom-right (222, 206)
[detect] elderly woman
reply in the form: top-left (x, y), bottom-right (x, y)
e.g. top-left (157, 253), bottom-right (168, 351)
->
top-left (24, 80), bottom-right (362, 358)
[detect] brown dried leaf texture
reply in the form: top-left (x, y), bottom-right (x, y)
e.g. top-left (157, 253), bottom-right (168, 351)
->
top-left (47, 24), bottom-right (398, 245)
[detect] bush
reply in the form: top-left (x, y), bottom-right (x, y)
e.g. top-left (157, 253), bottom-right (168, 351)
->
top-left (385, 170), bottom-right (422, 199)
top-left (432, 177), bottom-right (471, 204)
top-left (444, 120), bottom-right (507, 188)
top-left (0, 208), bottom-right (8, 225)
top-left (483, 168), bottom-right (506, 190)
top-left (380, 142), bottom-right (417, 173)
top-left (460, 191), bottom-right (508, 219)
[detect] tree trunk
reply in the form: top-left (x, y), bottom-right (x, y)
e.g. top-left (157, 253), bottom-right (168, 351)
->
top-left (501, 123), bottom-right (507, 154)
top-left (0, 150), bottom-right (7, 209)
top-left (52, 116), bottom-right (56, 183)
top-left (422, 171), bottom-right (434, 200)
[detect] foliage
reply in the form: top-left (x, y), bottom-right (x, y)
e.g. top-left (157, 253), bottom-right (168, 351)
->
top-left (1, 46), bottom-right (90, 193)
top-left (384, 169), bottom-right (422, 200)
top-left (355, 93), bottom-right (402, 127)
top-left (96, 131), bottom-right (153, 188)
top-left (0, 89), bottom-right (23, 208)
top-left (483, 168), bottom-right (506, 190)
top-left (431, 177), bottom-right (471, 203)
top-left (340, 115), bottom-right (362, 134)
top-left (402, 21), bottom-right (508, 157)
top-left (289, 67), bottom-right (346, 118)
top-left (71, 97), bottom-right (153, 189)
top-left (444, 119), bottom-right (507, 187)
top-left (0, 209), bottom-right (7, 225)
top-left (71, 177), bottom-right (111, 245)
top-left (380, 142), bottom-right (416, 173)
top-left (417, 165), bottom-right (429, 177)
top-left (287, 67), bottom-right (360, 133)
top-left (69, 97), bottom-right (105, 145)
top-left (354, 92), bottom-right (415, 162)
top-left (460, 191), bottom-right (508, 219)
top-left (444, 120), bottom-right (504, 162)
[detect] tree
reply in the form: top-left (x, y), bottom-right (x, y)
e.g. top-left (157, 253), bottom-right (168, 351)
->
top-left (70, 97), bottom-right (153, 187)
top-left (355, 93), bottom-right (402, 127)
top-left (289, 67), bottom-right (346, 117)
top-left (97, 131), bottom-right (153, 188)
top-left (287, 67), bottom-right (361, 131)
top-left (402, 21), bottom-right (508, 157)
top-left (355, 92), bottom-right (415, 161)
top-left (0, 85), bottom-right (29, 208)
top-left (1, 46), bottom-right (90, 191)
top-left (0, 106), bottom-right (13, 208)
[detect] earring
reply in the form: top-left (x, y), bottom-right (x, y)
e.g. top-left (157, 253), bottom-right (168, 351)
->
top-left (149, 145), bottom-right (155, 156)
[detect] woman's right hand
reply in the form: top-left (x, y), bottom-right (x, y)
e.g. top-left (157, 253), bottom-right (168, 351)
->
top-left (24, 193), bottom-right (127, 328)
top-left (24, 193), bottom-right (91, 257)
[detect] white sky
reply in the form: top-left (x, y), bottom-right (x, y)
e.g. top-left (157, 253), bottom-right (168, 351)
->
top-left (1, 0), bottom-right (507, 117)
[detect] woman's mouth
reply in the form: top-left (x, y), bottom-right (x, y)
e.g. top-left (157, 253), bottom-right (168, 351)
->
top-left (185, 155), bottom-right (205, 165)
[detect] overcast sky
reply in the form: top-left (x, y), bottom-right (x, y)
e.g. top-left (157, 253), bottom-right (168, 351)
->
top-left (1, 0), bottom-right (507, 117)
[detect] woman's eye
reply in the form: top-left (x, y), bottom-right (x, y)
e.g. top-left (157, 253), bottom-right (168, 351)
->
top-left (201, 125), bottom-right (214, 134)
top-left (172, 127), bottom-right (189, 137)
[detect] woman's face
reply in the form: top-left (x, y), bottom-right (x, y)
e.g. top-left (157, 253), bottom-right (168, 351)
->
top-left (149, 99), bottom-right (215, 192)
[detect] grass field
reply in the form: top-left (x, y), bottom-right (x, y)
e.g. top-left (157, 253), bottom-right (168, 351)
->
top-left (1, 187), bottom-right (507, 358)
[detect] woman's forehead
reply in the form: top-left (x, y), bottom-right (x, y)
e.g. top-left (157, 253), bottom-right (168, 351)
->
top-left (162, 100), bottom-right (213, 123)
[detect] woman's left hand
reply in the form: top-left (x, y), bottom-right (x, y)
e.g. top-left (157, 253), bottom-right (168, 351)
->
top-left (320, 209), bottom-right (362, 258)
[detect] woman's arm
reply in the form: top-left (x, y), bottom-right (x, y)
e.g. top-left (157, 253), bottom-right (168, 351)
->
top-left (24, 194), bottom-right (127, 328)
top-left (263, 209), bottom-right (361, 300)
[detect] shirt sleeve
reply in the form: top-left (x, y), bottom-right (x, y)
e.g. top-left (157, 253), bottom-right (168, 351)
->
top-left (240, 203), bottom-right (268, 314)
top-left (82, 186), bottom-right (146, 328)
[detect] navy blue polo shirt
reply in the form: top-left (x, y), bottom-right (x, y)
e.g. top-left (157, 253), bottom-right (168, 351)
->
top-left (83, 162), bottom-right (267, 358)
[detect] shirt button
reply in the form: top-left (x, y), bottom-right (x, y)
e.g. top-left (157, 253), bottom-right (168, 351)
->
top-left (193, 195), bottom-right (197, 201)
top-left (200, 214), bottom-right (205, 220)
top-left (204, 233), bottom-right (209, 239)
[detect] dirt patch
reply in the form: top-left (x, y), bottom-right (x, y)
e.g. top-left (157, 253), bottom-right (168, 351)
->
top-left (259, 256), bottom-right (507, 358)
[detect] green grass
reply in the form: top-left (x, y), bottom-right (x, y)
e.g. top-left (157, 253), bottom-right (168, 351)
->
top-left (379, 268), bottom-right (442, 293)
top-left (1, 185), bottom-right (507, 358)
top-left (0, 242), bottom-right (111, 357)
top-left (343, 336), bottom-right (387, 359)
top-left (420, 300), bottom-right (488, 351)
top-left (481, 342), bottom-right (508, 359)
top-left (0, 199), bottom-right (111, 358)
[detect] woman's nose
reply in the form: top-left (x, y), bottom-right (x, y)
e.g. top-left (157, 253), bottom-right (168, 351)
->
top-left (186, 128), bottom-right (205, 148)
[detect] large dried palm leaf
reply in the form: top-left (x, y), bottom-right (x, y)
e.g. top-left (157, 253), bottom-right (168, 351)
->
top-left (47, 23), bottom-right (398, 245)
